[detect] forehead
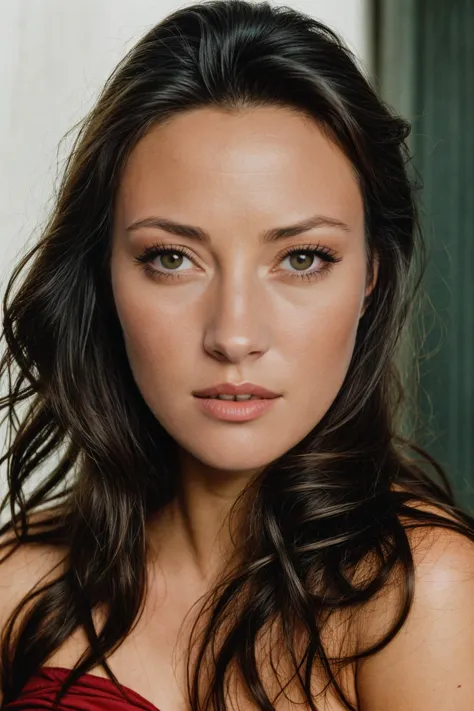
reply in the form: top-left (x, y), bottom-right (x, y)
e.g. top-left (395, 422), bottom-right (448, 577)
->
top-left (114, 106), bottom-right (363, 233)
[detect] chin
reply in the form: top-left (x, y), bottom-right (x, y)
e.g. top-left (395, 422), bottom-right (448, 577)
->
top-left (179, 440), bottom-right (286, 474)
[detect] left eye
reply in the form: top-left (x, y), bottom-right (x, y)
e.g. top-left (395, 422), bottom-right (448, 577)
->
top-left (280, 250), bottom-right (322, 272)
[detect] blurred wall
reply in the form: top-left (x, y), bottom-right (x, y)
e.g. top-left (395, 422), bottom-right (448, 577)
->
top-left (0, 0), bottom-right (371, 510)
top-left (375, 0), bottom-right (474, 512)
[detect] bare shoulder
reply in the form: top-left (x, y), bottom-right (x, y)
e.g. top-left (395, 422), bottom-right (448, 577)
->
top-left (355, 496), bottom-right (474, 710)
top-left (0, 507), bottom-right (68, 637)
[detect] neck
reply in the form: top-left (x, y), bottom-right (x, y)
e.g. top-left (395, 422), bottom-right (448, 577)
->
top-left (147, 448), bottom-right (262, 584)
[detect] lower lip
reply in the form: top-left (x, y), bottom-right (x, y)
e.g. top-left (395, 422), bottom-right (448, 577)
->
top-left (193, 396), bottom-right (280, 422)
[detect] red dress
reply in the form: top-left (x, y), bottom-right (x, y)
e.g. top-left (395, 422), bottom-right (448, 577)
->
top-left (2, 666), bottom-right (160, 711)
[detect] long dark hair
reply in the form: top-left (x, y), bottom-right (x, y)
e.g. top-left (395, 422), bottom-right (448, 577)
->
top-left (1, 1), bottom-right (473, 709)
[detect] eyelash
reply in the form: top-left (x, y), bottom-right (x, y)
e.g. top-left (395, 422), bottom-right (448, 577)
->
top-left (134, 241), bottom-right (342, 283)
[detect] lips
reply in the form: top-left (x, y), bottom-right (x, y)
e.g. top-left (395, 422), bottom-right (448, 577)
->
top-left (193, 381), bottom-right (281, 399)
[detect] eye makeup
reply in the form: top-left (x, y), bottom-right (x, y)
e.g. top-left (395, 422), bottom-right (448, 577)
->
top-left (133, 241), bottom-right (342, 284)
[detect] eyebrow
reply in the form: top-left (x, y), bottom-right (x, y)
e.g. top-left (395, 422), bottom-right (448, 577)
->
top-left (125, 214), bottom-right (351, 244)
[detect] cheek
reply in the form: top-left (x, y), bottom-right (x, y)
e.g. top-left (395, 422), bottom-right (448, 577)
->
top-left (287, 284), bottom-right (364, 415)
top-left (112, 278), bottom-right (197, 398)
top-left (307, 302), bottom-right (360, 361)
top-left (289, 270), bottom-right (363, 355)
top-left (120, 311), bottom-right (186, 376)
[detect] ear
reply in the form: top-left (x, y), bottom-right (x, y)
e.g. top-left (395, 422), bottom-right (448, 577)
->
top-left (360, 251), bottom-right (379, 318)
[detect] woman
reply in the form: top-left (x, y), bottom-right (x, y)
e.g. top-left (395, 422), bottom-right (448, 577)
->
top-left (1, 1), bottom-right (473, 709)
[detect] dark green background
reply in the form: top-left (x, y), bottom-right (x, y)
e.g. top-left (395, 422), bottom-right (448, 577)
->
top-left (373, 0), bottom-right (474, 511)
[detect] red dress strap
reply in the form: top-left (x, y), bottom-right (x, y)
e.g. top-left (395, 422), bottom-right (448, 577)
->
top-left (3, 666), bottom-right (160, 711)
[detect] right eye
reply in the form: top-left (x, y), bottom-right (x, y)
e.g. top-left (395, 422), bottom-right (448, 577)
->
top-left (134, 243), bottom-right (196, 281)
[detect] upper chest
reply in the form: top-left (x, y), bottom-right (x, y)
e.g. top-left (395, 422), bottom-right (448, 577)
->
top-left (43, 579), bottom-right (359, 711)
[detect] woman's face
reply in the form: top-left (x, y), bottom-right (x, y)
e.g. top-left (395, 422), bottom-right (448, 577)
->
top-left (111, 106), bottom-right (375, 479)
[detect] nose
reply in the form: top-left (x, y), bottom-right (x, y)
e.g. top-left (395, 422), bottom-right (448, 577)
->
top-left (202, 269), bottom-right (271, 364)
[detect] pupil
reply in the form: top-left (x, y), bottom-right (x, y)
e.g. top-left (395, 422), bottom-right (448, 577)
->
top-left (162, 253), bottom-right (183, 269)
top-left (290, 253), bottom-right (313, 270)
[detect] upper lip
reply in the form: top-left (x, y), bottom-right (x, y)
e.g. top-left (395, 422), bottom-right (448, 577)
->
top-left (193, 382), bottom-right (281, 398)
